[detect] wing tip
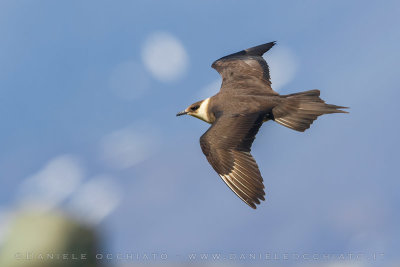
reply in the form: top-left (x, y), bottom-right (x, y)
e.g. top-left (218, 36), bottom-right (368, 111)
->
top-left (212, 40), bottom-right (277, 69)
top-left (244, 41), bottom-right (277, 56)
top-left (245, 190), bottom-right (266, 209)
top-left (247, 197), bottom-right (264, 209)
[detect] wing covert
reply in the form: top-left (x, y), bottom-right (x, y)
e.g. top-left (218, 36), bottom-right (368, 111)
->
top-left (212, 42), bottom-right (279, 96)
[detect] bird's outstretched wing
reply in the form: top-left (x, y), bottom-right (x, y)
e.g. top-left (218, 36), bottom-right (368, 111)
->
top-left (200, 113), bottom-right (266, 209)
top-left (212, 41), bottom-right (279, 96)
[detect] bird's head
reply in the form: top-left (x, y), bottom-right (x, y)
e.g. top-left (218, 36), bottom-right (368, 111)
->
top-left (176, 98), bottom-right (212, 123)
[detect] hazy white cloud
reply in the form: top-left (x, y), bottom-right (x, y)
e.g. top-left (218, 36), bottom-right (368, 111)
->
top-left (12, 154), bottom-right (122, 225)
top-left (0, 208), bottom-right (13, 245)
top-left (100, 126), bottom-right (159, 170)
top-left (264, 45), bottom-right (298, 91)
top-left (16, 155), bottom-right (84, 211)
top-left (142, 32), bottom-right (188, 82)
top-left (197, 79), bottom-right (221, 99)
top-left (68, 175), bottom-right (122, 224)
top-left (109, 61), bottom-right (150, 101)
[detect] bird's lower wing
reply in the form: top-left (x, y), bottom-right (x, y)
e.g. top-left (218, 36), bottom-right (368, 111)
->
top-left (200, 114), bottom-right (266, 209)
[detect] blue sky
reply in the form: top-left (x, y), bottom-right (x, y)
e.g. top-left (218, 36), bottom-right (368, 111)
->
top-left (1, 0), bottom-right (399, 266)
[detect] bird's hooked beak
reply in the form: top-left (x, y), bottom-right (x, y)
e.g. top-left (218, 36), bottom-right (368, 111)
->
top-left (176, 110), bottom-right (188, 116)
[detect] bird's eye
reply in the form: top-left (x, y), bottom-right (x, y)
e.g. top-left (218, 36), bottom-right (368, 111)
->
top-left (191, 105), bottom-right (199, 111)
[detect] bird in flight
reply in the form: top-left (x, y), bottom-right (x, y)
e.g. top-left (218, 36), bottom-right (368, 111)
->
top-left (177, 41), bottom-right (348, 209)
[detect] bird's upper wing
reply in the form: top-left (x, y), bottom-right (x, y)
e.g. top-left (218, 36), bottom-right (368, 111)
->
top-left (199, 113), bottom-right (266, 209)
top-left (212, 41), bottom-right (279, 96)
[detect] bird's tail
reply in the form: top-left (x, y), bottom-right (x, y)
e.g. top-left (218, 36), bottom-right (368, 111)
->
top-left (272, 90), bottom-right (348, 132)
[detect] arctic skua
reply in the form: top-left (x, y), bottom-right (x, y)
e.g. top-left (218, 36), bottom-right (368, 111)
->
top-left (177, 41), bottom-right (348, 209)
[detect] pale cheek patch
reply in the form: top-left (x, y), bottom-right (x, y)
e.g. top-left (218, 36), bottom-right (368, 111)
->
top-left (193, 97), bottom-right (211, 123)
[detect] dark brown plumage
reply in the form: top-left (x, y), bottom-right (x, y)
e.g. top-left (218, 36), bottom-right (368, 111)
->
top-left (177, 41), bottom-right (348, 209)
